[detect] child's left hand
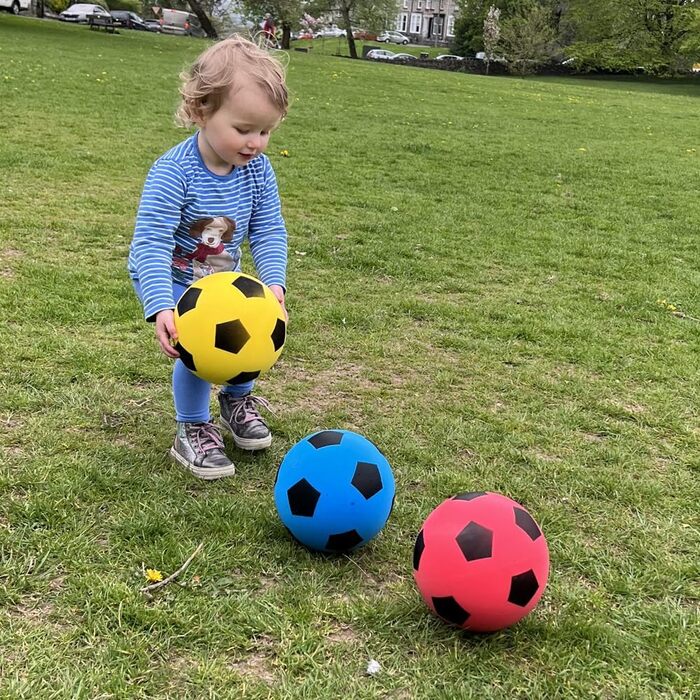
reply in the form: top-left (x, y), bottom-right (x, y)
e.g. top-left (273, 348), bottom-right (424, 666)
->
top-left (269, 284), bottom-right (288, 322)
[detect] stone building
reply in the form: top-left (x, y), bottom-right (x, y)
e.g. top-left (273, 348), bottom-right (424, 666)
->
top-left (394, 0), bottom-right (458, 46)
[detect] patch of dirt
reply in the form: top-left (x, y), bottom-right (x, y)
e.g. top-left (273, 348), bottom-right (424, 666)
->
top-left (530, 449), bottom-right (561, 463)
top-left (272, 361), bottom-right (376, 417)
top-left (230, 635), bottom-right (276, 685)
top-left (0, 414), bottom-right (24, 431)
top-left (610, 400), bottom-right (645, 415)
top-left (1, 445), bottom-right (24, 460)
top-left (325, 623), bottom-right (360, 645)
top-left (9, 599), bottom-right (59, 628)
top-left (0, 249), bottom-right (22, 279)
top-left (583, 432), bottom-right (606, 442)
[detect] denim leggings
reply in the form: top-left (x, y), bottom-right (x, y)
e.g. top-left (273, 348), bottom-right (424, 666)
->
top-left (133, 280), bottom-right (254, 423)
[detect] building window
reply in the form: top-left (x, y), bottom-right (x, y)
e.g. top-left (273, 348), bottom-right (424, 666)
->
top-left (411, 12), bottom-right (422, 33)
top-left (399, 12), bottom-right (408, 32)
top-left (417, 0), bottom-right (422, 9)
top-left (426, 0), bottom-right (432, 9)
top-left (447, 14), bottom-right (455, 36)
top-left (402, 0), bottom-right (408, 8)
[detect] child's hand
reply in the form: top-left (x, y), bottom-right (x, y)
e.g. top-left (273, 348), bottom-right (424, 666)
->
top-left (155, 309), bottom-right (180, 358)
top-left (269, 284), bottom-right (288, 323)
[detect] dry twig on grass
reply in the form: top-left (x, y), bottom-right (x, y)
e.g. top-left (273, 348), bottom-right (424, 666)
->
top-left (140, 542), bottom-right (204, 594)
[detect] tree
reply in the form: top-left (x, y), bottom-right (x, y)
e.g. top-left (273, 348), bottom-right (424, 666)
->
top-left (679, 4), bottom-right (700, 58)
top-left (310, 0), bottom-right (398, 58)
top-left (451, 0), bottom-right (488, 55)
top-left (186, 0), bottom-right (218, 38)
top-left (483, 5), bottom-right (501, 72)
top-left (499, 2), bottom-right (558, 73)
top-left (563, 0), bottom-right (698, 73)
top-left (451, 0), bottom-right (542, 55)
top-left (239, 0), bottom-right (306, 48)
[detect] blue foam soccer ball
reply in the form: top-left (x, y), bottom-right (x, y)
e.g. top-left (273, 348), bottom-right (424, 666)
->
top-left (274, 430), bottom-right (396, 553)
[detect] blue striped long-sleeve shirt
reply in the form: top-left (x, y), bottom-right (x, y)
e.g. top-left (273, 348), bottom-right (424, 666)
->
top-left (128, 133), bottom-right (287, 321)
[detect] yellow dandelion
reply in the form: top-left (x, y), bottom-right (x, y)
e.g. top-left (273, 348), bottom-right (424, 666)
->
top-left (279, 149), bottom-right (289, 157)
top-left (145, 568), bottom-right (163, 583)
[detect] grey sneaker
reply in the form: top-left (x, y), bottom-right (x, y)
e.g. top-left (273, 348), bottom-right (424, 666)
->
top-left (170, 421), bottom-right (235, 480)
top-left (218, 393), bottom-right (272, 451)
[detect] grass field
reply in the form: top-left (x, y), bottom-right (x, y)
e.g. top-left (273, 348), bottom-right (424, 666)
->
top-left (1, 15), bottom-right (699, 699)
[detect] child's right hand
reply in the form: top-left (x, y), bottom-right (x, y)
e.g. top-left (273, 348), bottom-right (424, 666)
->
top-left (155, 309), bottom-right (180, 358)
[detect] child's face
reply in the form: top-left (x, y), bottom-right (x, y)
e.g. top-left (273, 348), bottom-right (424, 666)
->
top-left (198, 78), bottom-right (283, 169)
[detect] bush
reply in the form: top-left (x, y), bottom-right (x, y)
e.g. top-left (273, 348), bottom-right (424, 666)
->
top-left (46, 0), bottom-right (71, 12)
top-left (108, 0), bottom-right (140, 10)
top-left (565, 40), bottom-right (682, 76)
top-left (500, 3), bottom-right (558, 76)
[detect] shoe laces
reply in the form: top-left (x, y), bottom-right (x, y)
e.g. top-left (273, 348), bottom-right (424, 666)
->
top-left (224, 394), bottom-right (272, 425)
top-left (186, 422), bottom-right (224, 453)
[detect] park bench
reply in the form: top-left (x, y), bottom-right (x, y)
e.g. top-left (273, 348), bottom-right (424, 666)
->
top-left (87, 14), bottom-right (116, 33)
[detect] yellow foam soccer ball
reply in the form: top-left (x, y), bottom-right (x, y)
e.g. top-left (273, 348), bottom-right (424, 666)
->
top-left (173, 272), bottom-right (286, 385)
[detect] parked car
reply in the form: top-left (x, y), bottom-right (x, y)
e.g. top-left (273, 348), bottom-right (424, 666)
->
top-left (353, 29), bottom-right (376, 40)
top-left (376, 30), bottom-right (409, 45)
top-left (366, 49), bottom-right (395, 60)
top-left (59, 3), bottom-right (110, 21)
top-left (293, 30), bottom-right (314, 39)
top-left (475, 51), bottom-right (506, 63)
top-left (0, 0), bottom-right (29, 15)
top-left (110, 10), bottom-right (152, 30)
top-left (144, 18), bottom-right (161, 31)
top-left (314, 26), bottom-right (346, 38)
top-left (390, 53), bottom-right (417, 61)
top-left (436, 54), bottom-right (463, 61)
top-left (159, 8), bottom-right (205, 36)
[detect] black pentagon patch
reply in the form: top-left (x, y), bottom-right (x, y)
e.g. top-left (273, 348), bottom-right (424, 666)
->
top-left (271, 318), bottom-right (286, 351)
top-left (514, 507), bottom-right (542, 541)
top-left (176, 287), bottom-right (202, 316)
top-left (413, 529), bottom-right (425, 571)
top-left (174, 343), bottom-right (196, 372)
top-left (308, 431), bottom-right (344, 449)
top-left (456, 521), bottom-right (493, 561)
top-left (508, 569), bottom-right (539, 607)
top-left (226, 370), bottom-right (261, 385)
top-left (326, 529), bottom-right (363, 551)
top-left (232, 276), bottom-right (265, 298)
top-left (432, 596), bottom-right (470, 627)
top-left (453, 492), bottom-right (486, 502)
top-left (351, 462), bottom-right (382, 499)
top-left (215, 319), bottom-right (250, 354)
top-left (287, 478), bottom-right (321, 517)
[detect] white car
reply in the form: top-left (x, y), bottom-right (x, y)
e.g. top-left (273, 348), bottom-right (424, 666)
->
top-left (377, 31), bottom-right (409, 45)
top-left (475, 51), bottom-right (506, 63)
top-left (366, 49), bottom-right (395, 60)
top-left (314, 26), bottom-right (346, 38)
top-left (0, 0), bottom-right (29, 14)
top-left (59, 3), bottom-right (110, 21)
top-left (436, 54), bottom-right (463, 61)
top-left (390, 53), bottom-right (417, 61)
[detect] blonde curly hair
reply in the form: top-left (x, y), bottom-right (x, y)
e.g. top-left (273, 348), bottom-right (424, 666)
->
top-left (176, 35), bottom-right (288, 128)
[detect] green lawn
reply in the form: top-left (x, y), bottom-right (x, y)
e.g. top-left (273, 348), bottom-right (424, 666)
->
top-left (1, 15), bottom-right (699, 699)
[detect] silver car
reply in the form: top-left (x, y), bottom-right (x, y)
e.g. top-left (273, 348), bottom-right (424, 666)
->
top-left (366, 49), bottom-right (396, 60)
top-left (59, 3), bottom-right (110, 21)
top-left (314, 26), bottom-right (346, 38)
top-left (377, 31), bottom-right (409, 45)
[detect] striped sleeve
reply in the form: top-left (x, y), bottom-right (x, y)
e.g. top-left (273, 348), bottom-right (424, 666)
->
top-left (248, 158), bottom-right (288, 290)
top-left (131, 159), bottom-right (187, 321)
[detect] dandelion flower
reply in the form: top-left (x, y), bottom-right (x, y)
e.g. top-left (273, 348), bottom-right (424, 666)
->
top-left (280, 149), bottom-right (290, 157)
top-left (145, 568), bottom-right (163, 583)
